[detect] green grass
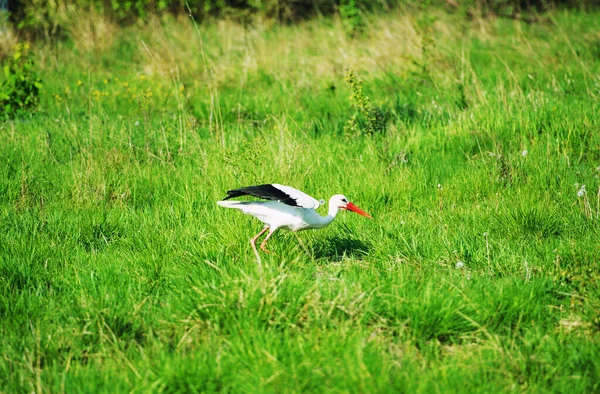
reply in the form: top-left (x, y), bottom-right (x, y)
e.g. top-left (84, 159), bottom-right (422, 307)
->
top-left (1, 7), bottom-right (600, 393)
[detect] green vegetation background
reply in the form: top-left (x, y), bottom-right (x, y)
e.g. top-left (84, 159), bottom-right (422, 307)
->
top-left (0, 1), bottom-right (599, 392)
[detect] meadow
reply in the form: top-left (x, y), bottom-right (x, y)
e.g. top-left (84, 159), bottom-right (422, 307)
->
top-left (1, 6), bottom-right (599, 393)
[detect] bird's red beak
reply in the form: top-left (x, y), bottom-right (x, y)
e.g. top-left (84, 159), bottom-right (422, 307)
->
top-left (343, 202), bottom-right (373, 219)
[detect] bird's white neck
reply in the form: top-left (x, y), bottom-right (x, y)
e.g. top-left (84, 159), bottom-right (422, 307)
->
top-left (312, 199), bottom-right (341, 229)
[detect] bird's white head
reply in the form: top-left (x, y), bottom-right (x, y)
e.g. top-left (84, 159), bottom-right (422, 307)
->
top-left (330, 194), bottom-right (372, 218)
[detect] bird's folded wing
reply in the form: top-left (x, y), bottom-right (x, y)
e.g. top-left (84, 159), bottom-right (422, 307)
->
top-left (223, 184), bottom-right (320, 209)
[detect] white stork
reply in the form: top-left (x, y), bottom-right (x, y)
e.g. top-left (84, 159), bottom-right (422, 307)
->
top-left (217, 184), bottom-right (372, 255)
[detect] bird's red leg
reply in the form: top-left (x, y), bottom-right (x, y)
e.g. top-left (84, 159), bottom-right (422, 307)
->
top-left (250, 227), bottom-right (269, 256)
top-left (260, 230), bottom-right (275, 253)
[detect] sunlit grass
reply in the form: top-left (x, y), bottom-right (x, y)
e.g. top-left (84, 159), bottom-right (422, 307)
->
top-left (1, 6), bottom-right (599, 393)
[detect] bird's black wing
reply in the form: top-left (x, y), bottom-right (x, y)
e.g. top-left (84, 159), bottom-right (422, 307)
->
top-left (223, 184), bottom-right (319, 208)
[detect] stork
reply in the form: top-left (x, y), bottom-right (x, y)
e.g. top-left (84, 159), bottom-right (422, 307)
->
top-left (217, 184), bottom-right (372, 256)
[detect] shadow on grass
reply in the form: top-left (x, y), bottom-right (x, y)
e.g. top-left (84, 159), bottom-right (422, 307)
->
top-left (311, 235), bottom-right (371, 261)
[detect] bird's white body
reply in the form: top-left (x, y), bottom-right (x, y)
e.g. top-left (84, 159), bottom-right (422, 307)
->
top-left (217, 199), bottom-right (337, 232)
top-left (217, 184), bottom-right (371, 256)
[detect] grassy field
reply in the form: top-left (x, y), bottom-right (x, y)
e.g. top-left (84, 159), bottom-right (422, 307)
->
top-left (1, 7), bottom-right (600, 393)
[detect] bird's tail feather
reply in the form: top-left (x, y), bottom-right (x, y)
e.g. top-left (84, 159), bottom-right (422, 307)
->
top-left (217, 200), bottom-right (247, 208)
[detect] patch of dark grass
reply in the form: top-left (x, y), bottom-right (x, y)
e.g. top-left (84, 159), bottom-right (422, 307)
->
top-left (79, 220), bottom-right (124, 252)
top-left (495, 206), bottom-right (564, 240)
top-left (311, 233), bottom-right (371, 260)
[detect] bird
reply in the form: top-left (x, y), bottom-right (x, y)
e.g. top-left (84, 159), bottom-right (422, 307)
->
top-left (217, 183), bottom-right (372, 256)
